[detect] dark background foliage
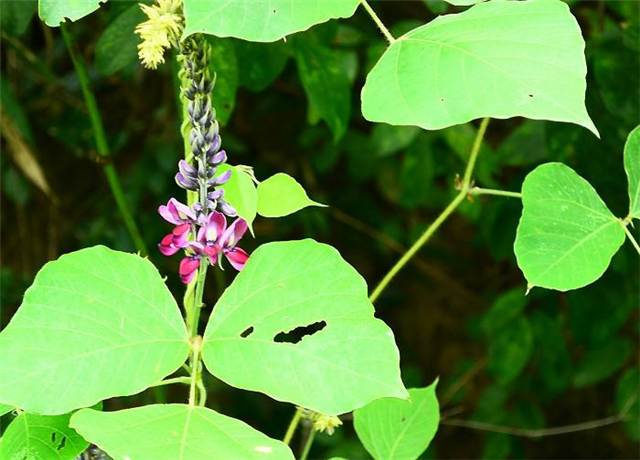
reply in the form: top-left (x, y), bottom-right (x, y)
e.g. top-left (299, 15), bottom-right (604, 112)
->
top-left (1, 0), bottom-right (638, 458)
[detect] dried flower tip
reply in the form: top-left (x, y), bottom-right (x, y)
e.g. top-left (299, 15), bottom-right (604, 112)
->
top-left (136, 0), bottom-right (184, 69)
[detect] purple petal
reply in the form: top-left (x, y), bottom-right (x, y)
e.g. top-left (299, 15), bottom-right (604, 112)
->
top-left (209, 149), bottom-right (227, 166)
top-left (204, 211), bottom-right (227, 242)
top-left (158, 234), bottom-right (180, 256)
top-left (175, 173), bottom-right (198, 191)
top-left (179, 257), bottom-right (200, 284)
top-left (224, 247), bottom-right (249, 271)
top-left (171, 223), bottom-right (191, 247)
top-left (209, 170), bottom-right (232, 187)
top-left (220, 218), bottom-right (248, 248)
top-left (178, 160), bottom-right (197, 178)
top-left (208, 189), bottom-right (224, 200)
top-left (218, 200), bottom-right (237, 217)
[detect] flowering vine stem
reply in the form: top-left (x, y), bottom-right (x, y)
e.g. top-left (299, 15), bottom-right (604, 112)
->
top-left (360, 0), bottom-right (395, 44)
top-left (469, 187), bottom-right (522, 199)
top-left (369, 117), bottom-right (491, 303)
top-left (60, 25), bottom-right (148, 255)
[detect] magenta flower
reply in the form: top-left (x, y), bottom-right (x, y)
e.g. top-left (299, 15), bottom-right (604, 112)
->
top-left (158, 198), bottom-right (196, 226)
top-left (193, 211), bottom-right (249, 271)
top-left (179, 256), bottom-right (200, 284)
top-left (158, 223), bottom-right (191, 256)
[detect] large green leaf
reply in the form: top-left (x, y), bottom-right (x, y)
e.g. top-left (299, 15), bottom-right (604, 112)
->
top-left (202, 239), bottom-right (408, 415)
top-left (353, 383), bottom-right (440, 460)
top-left (362, 0), bottom-right (598, 135)
top-left (183, 0), bottom-right (360, 42)
top-left (0, 411), bottom-right (88, 460)
top-left (624, 125), bottom-right (640, 219)
top-left (95, 4), bottom-right (144, 76)
top-left (39, 0), bottom-right (107, 27)
top-left (70, 405), bottom-right (294, 460)
top-left (294, 41), bottom-right (351, 141)
top-left (0, 403), bottom-right (13, 417)
top-left (257, 173), bottom-right (325, 218)
top-left (514, 163), bottom-right (625, 291)
top-left (572, 337), bottom-right (633, 388)
top-left (0, 246), bottom-right (190, 415)
top-left (235, 41), bottom-right (290, 91)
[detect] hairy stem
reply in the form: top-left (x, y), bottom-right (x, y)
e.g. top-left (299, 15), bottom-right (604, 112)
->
top-left (150, 376), bottom-right (192, 387)
top-left (369, 118), bottom-right (490, 303)
top-left (188, 336), bottom-right (202, 408)
top-left (299, 428), bottom-right (316, 460)
top-left (60, 25), bottom-right (147, 255)
top-left (441, 394), bottom-right (637, 438)
top-left (620, 219), bottom-right (640, 256)
top-left (283, 407), bottom-right (303, 445)
top-left (188, 262), bottom-right (209, 338)
top-left (360, 0), bottom-right (395, 44)
top-left (469, 187), bottom-right (522, 199)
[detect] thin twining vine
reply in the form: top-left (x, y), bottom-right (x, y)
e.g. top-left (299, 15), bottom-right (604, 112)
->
top-left (60, 25), bottom-right (148, 255)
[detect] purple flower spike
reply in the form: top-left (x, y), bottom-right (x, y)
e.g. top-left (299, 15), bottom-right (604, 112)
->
top-left (178, 160), bottom-right (197, 178)
top-left (208, 189), bottom-right (224, 200)
top-left (218, 200), bottom-right (237, 217)
top-left (175, 172), bottom-right (198, 191)
top-left (208, 150), bottom-right (227, 166)
top-left (158, 198), bottom-right (196, 225)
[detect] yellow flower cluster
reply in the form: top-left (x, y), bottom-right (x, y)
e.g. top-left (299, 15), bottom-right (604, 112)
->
top-left (310, 413), bottom-right (343, 435)
top-left (135, 0), bottom-right (183, 69)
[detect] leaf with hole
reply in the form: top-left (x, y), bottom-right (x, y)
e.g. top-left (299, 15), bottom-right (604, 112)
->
top-left (257, 173), bottom-right (325, 218)
top-left (70, 405), bottom-right (294, 460)
top-left (202, 239), bottom-right (408, 415)
top-left (353, 382), bottom-right (440, 460)
top-left (182, 0), bottom-right (361, 42)
top-left (0, 246), bottom-right (190, 415)
top-left (216, 164), bottom-right (258, 232)
top-left (362, 0), bottom-right (598, 135)
top-left (514, 163), bottom-right (625, 291)
top-left (0, 410), bottom-right (89, 460)
top-left (39, 0), bottom-right (107, 27)
top-left (624, 125), bottom-right (640, 219)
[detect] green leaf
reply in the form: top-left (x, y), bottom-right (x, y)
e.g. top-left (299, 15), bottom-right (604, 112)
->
top-left (514, 163), bottom-right (625, 291)
top-left (182, 0), bottom-right (360, 42)
top-left (572, 337), bottom-right (633, 388)
top-left (362, 0), bottom-right (598, 135)
top-left (202, 239), bottom-right (408, 415)
top-left (70, 405), bottom-right (294, 460)
top-left (257, 173), bottom-right (325, 218)
top-left (1, 0), bottom-right (37, 37)
top-left (0, 403), bottom-right (14, 417)
top-left (294, 41), bottom-right (351, 141)
top-left (216, 164), bottom-right (258, 231)
top-left (480, 288), bottom-right (529, 337)
top-left (0, 411), bottom-right (89, 460)
top-left (39, 0), bottom-right (107, 27)
top-left (353, 382), bottom-right (440, 460)
top-left (369, 125), bottom-right (421, 158)
top-left (487, 317), bottom-right (533, 385)
top-left (207, 37), bottom-right (239, 125)
top-left (235, 41), bottom-right (290, 92)
top-left (624, 125), bottom-right (640, 219)
top-left (95, 4), bottom-right (144, 76)
top-left (0, 246), bottom-right (190, 415)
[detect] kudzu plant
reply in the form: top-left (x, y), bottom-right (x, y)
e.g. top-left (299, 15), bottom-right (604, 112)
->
top-left (0, 0), bottom-right (638, 459)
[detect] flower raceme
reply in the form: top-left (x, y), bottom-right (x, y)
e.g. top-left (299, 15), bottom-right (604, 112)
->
top-left (158, 199), bottom-right (249, 283)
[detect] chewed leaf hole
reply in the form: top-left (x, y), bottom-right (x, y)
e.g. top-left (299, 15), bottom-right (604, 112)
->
top-left (240, 326), bottom-right (254, 338)
top-left (274, 321), bottom-right (327, 344)
top-left (57, 436), bottom-right (67, 451)
top-left (51, 432), bottom-right (56, 443)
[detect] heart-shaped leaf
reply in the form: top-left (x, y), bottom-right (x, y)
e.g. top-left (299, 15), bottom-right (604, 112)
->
top-left (354, 382), bottom-right (440, 460)
top-left (362, 0), bottom-right (598, 135)
top-left (39, 0), bottom-right (107, 27)
top-left (202, 239), bottom-right (408, 415)
top-left (514, 163), bottom-right (625, 291)
top-left (183, 0), bottom-right (360, 42)
top-left (0, 246), bottom-right (190, 415)
top-left (0, 410), bottom-right (89, 460)
top-left (257, 173), bottom-right (325, 218)
top-left (217, 164), bottom-right (258, 231)
top-left (624, 125), bottom-right (640, 220)
top-left (70, 405), bottom-right (294, 460)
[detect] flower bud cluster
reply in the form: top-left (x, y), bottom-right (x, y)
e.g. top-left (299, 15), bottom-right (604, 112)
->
top-left (135, 0), bottom-right (183, 69)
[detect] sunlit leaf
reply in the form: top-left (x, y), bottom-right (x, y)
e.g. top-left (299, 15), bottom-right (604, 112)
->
top-left (0, 403), bottom-right (13, 417)
top-left (354, 382), bottom-right (440, 460)
top-left (362, 0), bottom-right (598, 135)
top-left (216, 164), bottom-right (258, 231)
top-left (0, 411), bottom-right (88, 460)
top-left (39, 0), bottom-right (107, 27)
top-left (0, 246), bottom-right (190, 415)
top-left (202, 239), bottom-right (408, 415)
top-left (257, 173), bottom-right (325, 218)
top-left (183, 0), bottom-right (360, 42)
top-left (70, 405), bottom-right (294, 460)
top-left (514, 163), bottom-right (624, 291)
top-left (624, 125), bottom-right (640, 219)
